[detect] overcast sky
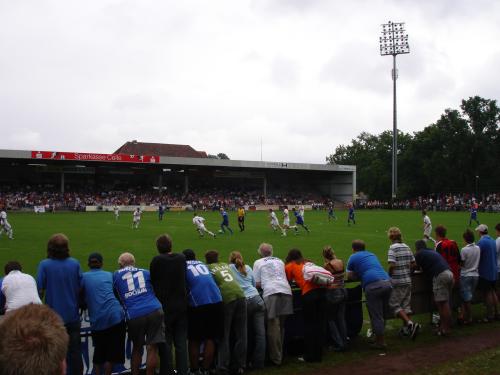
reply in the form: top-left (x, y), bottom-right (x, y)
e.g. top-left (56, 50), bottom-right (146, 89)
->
top-left (1, 0), bottom-right (499, 164)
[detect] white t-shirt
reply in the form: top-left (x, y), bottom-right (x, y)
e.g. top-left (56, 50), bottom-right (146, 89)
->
top-left (1, 270), bottom-right (42, 313)
top-left (270, 212), bottom-right (278, 224)
top-left (423, 215), bottom-right (432, 235)
top-left (460, 243), bottom-right (481, 277)
top-left (283, 209), bottom-right (290, 225)
top-left (0, 211), bottom-right (6, 225)
top-left (133, 210), bottom-right (141, 221)
top-left (253, 257), bottom-right (292, 298)
top-left (193, 216), bottom-right (205, 228)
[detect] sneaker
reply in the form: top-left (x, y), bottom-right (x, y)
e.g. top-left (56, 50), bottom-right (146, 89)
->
top-left (409, 322), bottom-right (420, 341)
top-left (297, 356), bottom-right (305, 362)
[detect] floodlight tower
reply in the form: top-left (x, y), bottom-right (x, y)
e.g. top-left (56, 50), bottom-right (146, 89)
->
top-left (380, 21), bottom-right (409, 199)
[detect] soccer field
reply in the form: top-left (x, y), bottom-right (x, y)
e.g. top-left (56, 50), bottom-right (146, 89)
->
top-left (1, 209), bottom-right (499, 277)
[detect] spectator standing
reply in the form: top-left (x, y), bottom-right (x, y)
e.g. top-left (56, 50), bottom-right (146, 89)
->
top-left (36, 233), bottom-right (83, 375)
top-left (458, 230), bottom-right (480, 324)
top-left (347, 240), bottom-right (391, 350)
top-left (285, 249), bottom-right (326, 362)
top-left (0, 275), bottom-right (4, 315)
top-left (81, 253), bottom-right (126, 375)
top-left (1, 261), bottom-right (41, 313)
top-left (0, 304), bottom-right (69, 375)
top-left (229, 251), bottom-right (266, 370)
top-left (113, 252), bottom-right (165, 375)
top-left (435, 225), bottom-right (461, 285)
top-left (150, 234), bottom-right (188, 375)
top-left (386, 228), bottom-right (420, 339)
top-left (252, 243), bottom-right (293, 366)
top-left (414, 240), bottom-right (454, 335)
top-left (183, 249), bottom-right (224, 375)
top-left (475, 224), bottom-right (499, 321)
top-left (205, 250), bottom-right (247, 375)
top-left (322, 246), bottom-right (348, 351)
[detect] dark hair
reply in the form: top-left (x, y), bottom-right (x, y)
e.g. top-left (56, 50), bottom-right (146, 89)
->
top-left (285, 248), bottom-right (304, 264)
top-left (435, 225), bottom-right (447, 238)
top-left (47, 233), bottom-right (70, 259)
top-left (422, 210), bottom-right (427, 215)
top-left (205, 250), bottom-right (219, 264)
top-left (415, 240), bottom-right (427, 251)
top-left (463, 229), bottom-right (475, 244)
top-left (351, 239), bottom-right (366, 252)
top-left (183, 249), bottom-right (196, 261)
top-left (495, 223), bottom-right (500, 232)
top-left (4, 261), bottom-right (22, 275)
top-left (156, 234), bottom-right (172, 254)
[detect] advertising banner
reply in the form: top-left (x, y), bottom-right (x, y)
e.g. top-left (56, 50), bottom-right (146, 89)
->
top-left (31, 151), bottom-right (159, 164)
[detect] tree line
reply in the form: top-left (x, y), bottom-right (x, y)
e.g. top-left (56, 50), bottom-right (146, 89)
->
top-left (326, 96), bottom-right (500, 199)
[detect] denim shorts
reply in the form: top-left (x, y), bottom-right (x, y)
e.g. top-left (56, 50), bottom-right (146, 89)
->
top-left (460, 276), bottom-right (478, 302)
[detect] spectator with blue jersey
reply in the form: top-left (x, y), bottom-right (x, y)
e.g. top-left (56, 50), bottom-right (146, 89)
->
top-left (113, 252), bottom-right (165, 375)
top-left (182, 248), bottom-right (224, 375)
top-left (36, 233), bottom-right (83, 375)
top-left (229, 251), bottom-right (266, 370)
top-left (347, 240), bottom-right (391, 350)
top-left (220, 207), bottom-right (233, 235)
top-left (0, 276), bottom-right (4, 315)
top-left (81, 252), bottom-right (126, 375)
top-left (476, 224), bottom-right (499, 322)
top-left (292, 207), bottom-right (310, 234)
top-left (150, 234), bottom-right (188, 375)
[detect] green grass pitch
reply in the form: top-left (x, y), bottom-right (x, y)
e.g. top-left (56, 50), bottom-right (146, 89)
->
top-left (0, 209), bottom-right (498, 277)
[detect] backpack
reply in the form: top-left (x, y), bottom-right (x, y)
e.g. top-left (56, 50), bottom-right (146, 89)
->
top-left (302, 262), bottom-right (335, 287)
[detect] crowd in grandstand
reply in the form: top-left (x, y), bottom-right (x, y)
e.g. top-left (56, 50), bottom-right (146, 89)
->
top-left (1, 223), bottom-right (500, 375)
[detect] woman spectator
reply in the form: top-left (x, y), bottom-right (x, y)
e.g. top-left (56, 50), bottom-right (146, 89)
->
top-left (285, 249), bottom-right (326, 362)
top-left (322, 246), bottom-right (348, 351)
top-left (229, 251), bottom-right (266, 370)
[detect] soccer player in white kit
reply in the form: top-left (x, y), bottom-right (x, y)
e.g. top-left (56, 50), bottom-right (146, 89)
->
top-left (132, 207), bottom-right (142, 229)
top-left (422, 210), bottom-right (435, 244)
top-left (114, 205), bottom-right (120, 220)
top-left (0, 208), bottom-right (14, 239)
top-left (282, 208), bottom-right (292, 236)
top-left (269, 209), bottom-right (283, 234)
top-left (193, 213), bottom-right (216, 238)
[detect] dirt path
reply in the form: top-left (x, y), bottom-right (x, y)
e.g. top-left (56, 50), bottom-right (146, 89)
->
top-left (307, 327), bottom-right (500, 375)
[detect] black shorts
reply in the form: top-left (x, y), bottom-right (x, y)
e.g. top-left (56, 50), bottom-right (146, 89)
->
top-left (238, 217), bottom-right (244, 223)
top-left (477, 277), bottom-right (496, 291)
top-left (92, 321), bottom-right (126, 365)
top-left (128, 309), bottom-right (165, 346)
top-left (187, 302), bottom-right (224, 341)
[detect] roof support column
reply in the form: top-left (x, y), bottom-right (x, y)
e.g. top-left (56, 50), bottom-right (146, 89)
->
top-left (184, 174), bottom-right (189, 195)
top-left (60, 171), bottom-right (65, 193)
top-left (263, 175), bottom-right (267, 200)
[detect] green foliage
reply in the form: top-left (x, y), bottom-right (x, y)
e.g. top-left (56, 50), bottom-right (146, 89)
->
top-left (326, 96), bottom-right (500, 198)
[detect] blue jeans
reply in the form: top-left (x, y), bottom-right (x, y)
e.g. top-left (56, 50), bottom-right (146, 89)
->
top-left (325, 288), bottom-right (348, 349)
top-left (65, 321), bottom-right (83, 375)
top-left (218, 298), bottom-right (247, 372)
top-left (246, 295), bottom-right (266, 369)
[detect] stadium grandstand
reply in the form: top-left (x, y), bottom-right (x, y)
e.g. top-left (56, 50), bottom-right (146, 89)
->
top-left (0, 141), bottom-right (356, 211)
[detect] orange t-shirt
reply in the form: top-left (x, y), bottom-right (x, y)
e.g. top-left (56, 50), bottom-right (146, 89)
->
top-left (285, 262), bottom-right (319, 295)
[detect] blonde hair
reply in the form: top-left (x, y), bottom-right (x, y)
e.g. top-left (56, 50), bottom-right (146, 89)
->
top-left (229, 251), bottom-right (247, 276)
top-left (118, 252), bottom-right (135, 268)
top-left (388, 227), bottom-right (402, 243)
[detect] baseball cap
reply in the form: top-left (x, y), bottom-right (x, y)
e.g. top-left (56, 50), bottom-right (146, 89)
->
top-left (475, 224), bottom-right (488, 233)
top-left (88, 252), bottom-right (103, 263)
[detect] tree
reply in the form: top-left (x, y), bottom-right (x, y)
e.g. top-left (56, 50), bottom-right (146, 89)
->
top-left (207, 153), bottom-right (230, 160)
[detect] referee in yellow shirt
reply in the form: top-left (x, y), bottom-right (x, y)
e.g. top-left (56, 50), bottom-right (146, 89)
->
top-left (237, 206), bottom-right (245, 232)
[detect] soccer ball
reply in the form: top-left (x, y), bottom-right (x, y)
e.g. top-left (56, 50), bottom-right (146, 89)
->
top-left (218, 229), bottom-right (223, 234)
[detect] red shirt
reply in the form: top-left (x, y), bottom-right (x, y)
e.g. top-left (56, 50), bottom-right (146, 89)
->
top-left (436, 239), bottom-right (461, 283)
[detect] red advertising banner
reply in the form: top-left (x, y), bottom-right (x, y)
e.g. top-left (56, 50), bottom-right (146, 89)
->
top-left (31, 151), bottom-right (160, 164)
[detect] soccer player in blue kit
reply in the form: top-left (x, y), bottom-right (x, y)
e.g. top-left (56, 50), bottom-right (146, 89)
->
top-left (469, 201), bottom-right (480, 227)
top-left (113, 252), bottom-right (165, 375)
top-left (220, 208), bottom-right (233, 235)
top-left (348, 203), bottom-right (356, 226)
top-left (292, 207), bottom-right (310, 234)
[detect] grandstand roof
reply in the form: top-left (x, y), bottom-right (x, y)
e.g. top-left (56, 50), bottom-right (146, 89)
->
top-left (114, 141), bottom-right (207, 158)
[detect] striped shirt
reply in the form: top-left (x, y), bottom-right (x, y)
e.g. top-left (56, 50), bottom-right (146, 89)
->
top-left (388, 242), bottom-right (415, 286)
